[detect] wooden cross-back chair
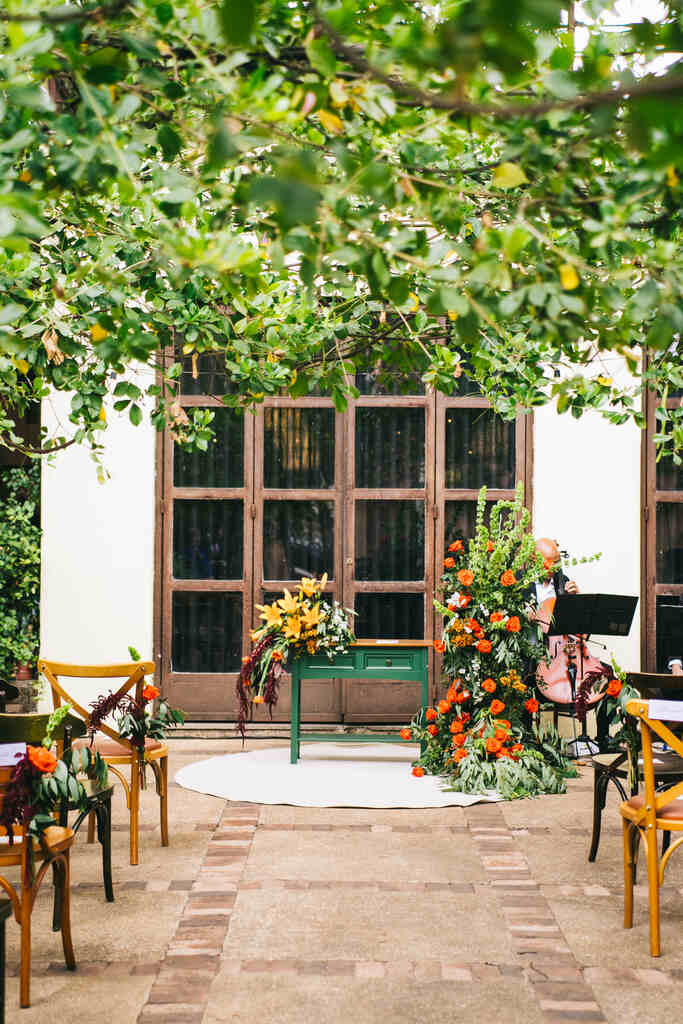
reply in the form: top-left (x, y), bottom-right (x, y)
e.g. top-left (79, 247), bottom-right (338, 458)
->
top-left (0, 763), bottom-right (76, 1008)
top-left (38, 660), bottom-right (168, 866)
top-left (620, 698), bottom-right (683, 956)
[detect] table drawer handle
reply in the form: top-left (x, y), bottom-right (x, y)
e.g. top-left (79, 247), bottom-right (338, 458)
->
top-left (385, 658), bottom-right (392, 666)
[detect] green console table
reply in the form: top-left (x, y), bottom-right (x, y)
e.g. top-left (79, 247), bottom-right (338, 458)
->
top-left (290, 640), bottom-right (430, 764)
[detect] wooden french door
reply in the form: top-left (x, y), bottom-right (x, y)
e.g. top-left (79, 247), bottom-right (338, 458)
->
top-left (642, 387), bottom-right (683, 671)
top-left (160, 360), bottom-right (529, 720)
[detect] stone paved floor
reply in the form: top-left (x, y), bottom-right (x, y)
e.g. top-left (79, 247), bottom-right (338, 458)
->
top-left (5, 739), bottom-right (683, 1022)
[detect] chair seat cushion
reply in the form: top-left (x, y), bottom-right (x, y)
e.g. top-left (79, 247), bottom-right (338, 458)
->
top-left (625, 794), bottom-right (683, 821)
top-left (72, 734), bottom-right (163, 757)
top-left (0, 825), bottom-right (74, 857)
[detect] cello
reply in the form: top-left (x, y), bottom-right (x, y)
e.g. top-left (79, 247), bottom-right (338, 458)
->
top-left (535, 593), bottom-right (609, 709)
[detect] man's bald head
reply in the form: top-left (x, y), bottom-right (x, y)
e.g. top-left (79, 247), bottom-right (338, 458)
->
top-left (536, 537), bottom-right (561, 565)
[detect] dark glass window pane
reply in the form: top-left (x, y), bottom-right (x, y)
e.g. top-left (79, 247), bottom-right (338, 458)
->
top-left (444, 500), bottom-right (494, 547)
top-left (656, 502), bottom-right (683, 584)
top-left (263, 500), bottom-right (334, 579)
top-left (264, 408), bottom-right (335, 489)
top-left (355, 407), bottom-right (425, 488)
top-left (355, 594), bottom-right (424, 639)
top-left (656, 457), bottom-right (683, 491)
top-left (174, 408), bottom-right (244, 488)
top-left (178, 351), bottom-right (234, 396)
top-left (173, 500), bottom-right (243, 579)
top-left (172, 592), bottom-right (242, 673)
top-left (355, 501), bottom-right (424, 581)
top-left (656, 596), bottom-right (683, 677)
top-left (355, 372), bottom-right (425, 396)
top-left (445, 409), bottom-right (515, 489)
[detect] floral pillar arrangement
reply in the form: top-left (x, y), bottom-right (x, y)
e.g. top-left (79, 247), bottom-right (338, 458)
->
top-left (403, 485), bottom-right (578, 799)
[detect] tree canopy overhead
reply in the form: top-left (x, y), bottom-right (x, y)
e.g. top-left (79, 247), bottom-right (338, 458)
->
top-left (0, 0), bottom-right (681, 464)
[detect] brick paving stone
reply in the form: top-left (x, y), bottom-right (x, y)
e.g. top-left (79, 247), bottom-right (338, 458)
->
top-left (441, 965), bottom-right (474, 981)
top-left (355, 962), bottom-right (386, 979)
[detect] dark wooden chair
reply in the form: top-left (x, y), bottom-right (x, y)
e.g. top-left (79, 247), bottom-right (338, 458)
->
top-left (588, 673), bottom-right (683, 862)
top-left (0, 713), bottom-right (115, 904)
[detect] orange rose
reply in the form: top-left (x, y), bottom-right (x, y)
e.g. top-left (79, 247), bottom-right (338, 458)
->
top-left (506, 616), bottom-right (521, 633)
top-left (449, 719), bottom-right (464, 734)
top-left (500, 570), bottom-right (517, 587)
top-left (497, 747), bottom-right (511, 759)
top-left (452, 733), bottom-right (467, 748)
top-left (449, 540), bottom-right (464, 554)
top-left (482, 678), bottom-right (496, 694)
top-left (425, 707), bottom-right (438, 722)
top-left (438, 699), bottom-right (451, 714)
top-left (444, 557), bottom-right (456, 569)
top-left (457, 569), bottom-right (474, 586)
top-left (606, 679), bottom-right (622, 698)
top-left (477, 639), bottom-right (492, 653)
top-left (486, 737), bottom-right (502, 754)
top-left (461, 712), bottom-right (471, 724)
top-left (455, 748), bottom-right (468, 762)
top-left (427, 724), bottom-right (438, 737)
top-left (458, 594), bottom-right (472, 609)
top-left (494, 718), bottom-right (511, 729)
top-left (524, 698), bottom-right (539, 713)
top-left (490, 699), bottom-right (506, 715)
top-left (434, 640), bottom-right (446, 654)
top-left (490, 611), bottom-right (505, 623)
top-left (400, 727), bottom-right (412, 741)
top-left (511, 743), bottom-right (524, 754)
top-left (464, 618), bottom-right (479, 632)
top-left (142, 684), bottom-right (161, 702)
top-left (455, 689), bottom-right (470, 704)
top-left (27, 745), bottom-right (57, 774)
top-left (494, 728), bottom-right (509, 741)
top-left (412, 765), bottom-right (424, 777)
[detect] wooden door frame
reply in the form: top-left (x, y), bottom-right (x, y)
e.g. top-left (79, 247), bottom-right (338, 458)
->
top-left (642, 386), bottom-right (683, 671)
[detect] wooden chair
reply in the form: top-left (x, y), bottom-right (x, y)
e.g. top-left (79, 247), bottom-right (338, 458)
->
top-left (0, 712), bottom-right (115, 905)
top-left (588, 673), bottom-right (683, 862)
top-left (39, 661), bottom-right (168, 866)
top-left (0, 766), bottom-right (76, 1007)
top-left (620, 697), bottom-right (683, 956)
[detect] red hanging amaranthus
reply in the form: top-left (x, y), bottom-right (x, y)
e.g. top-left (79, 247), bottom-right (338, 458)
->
top-left (236, 631), bottom-right (287, 741)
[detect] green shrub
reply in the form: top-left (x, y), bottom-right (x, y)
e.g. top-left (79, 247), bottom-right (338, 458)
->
top-left (0, 464), bottom-right (41, 679)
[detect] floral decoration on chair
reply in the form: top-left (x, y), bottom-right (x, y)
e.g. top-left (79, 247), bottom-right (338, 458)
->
top-left (402, 485), bottom-right (578, 799)
top-left (0, 705), bottom-right (107, 842)
top-left (236, 574), bottom-right (355, 739)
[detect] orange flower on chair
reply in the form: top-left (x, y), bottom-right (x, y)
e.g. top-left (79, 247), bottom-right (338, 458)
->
top-left (400, 728), bottom-right (412, 741)
top-left (490, 699), bottom-right (506, 715)
top-left (500, 570), bottom-right (516, 587)
top-left (434, 640), bottom-right (446, 654)
top-left (27, 745), bottom-right (57, 774)
top-left (412, 766), bottom-right (424, 777)
top-left (142, 684), bottom-right (161, 702)
top-left (457, 569), bottom-right (474, 587)
top-left (606, 679), bottom-right (622, 698)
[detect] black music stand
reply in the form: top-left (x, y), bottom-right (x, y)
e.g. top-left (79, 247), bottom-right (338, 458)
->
top-left (548, 594), bottom-right (638, 756)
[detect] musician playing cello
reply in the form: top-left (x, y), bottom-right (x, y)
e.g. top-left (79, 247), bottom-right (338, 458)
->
top-left (534, 537), bottom-right (579, 607)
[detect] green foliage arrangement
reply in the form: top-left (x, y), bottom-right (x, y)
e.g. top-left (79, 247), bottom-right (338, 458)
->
top-left (0, 1), bottom-right (681, 466)
top-left (0, 464), bottom-right (41, 679)
top-left (403, 485), bottom-right (577, 798)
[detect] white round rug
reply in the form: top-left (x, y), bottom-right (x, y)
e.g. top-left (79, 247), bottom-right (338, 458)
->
top-left (174, 742), bottom-right (499, 808)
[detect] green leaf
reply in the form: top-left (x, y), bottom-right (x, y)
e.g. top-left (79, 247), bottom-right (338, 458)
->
top-left (219, 0), bottom-right (257, 46)
top-left (0, 303), bottom-right (27, 325)
top-left (157, 125), bottom-right (182, 161)
top-left (129, 404), bottom-right (143, 426)
top-left (305, 37), bottom-right (336, 76)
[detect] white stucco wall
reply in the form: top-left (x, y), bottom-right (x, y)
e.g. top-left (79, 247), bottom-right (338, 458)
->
top-left (39, 382), bottom-right (157, 710)
top-left (533, 384), bottom-right (642, 673)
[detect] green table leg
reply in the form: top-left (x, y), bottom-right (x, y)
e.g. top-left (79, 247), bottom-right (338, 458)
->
top-left (420, 653), bottom-right (429, 757)
top-left (290, 663), bottom-right (301, 764)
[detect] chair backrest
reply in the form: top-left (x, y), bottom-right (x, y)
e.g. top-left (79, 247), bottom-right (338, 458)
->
top-left (0, 712), bottom-right (87, 746)
top-left (38, 660), bottom-right (155, 749)
top-left (626, 673), bottom-right (683, 698)
top-left (625, 699), bottom-right (683, 824)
